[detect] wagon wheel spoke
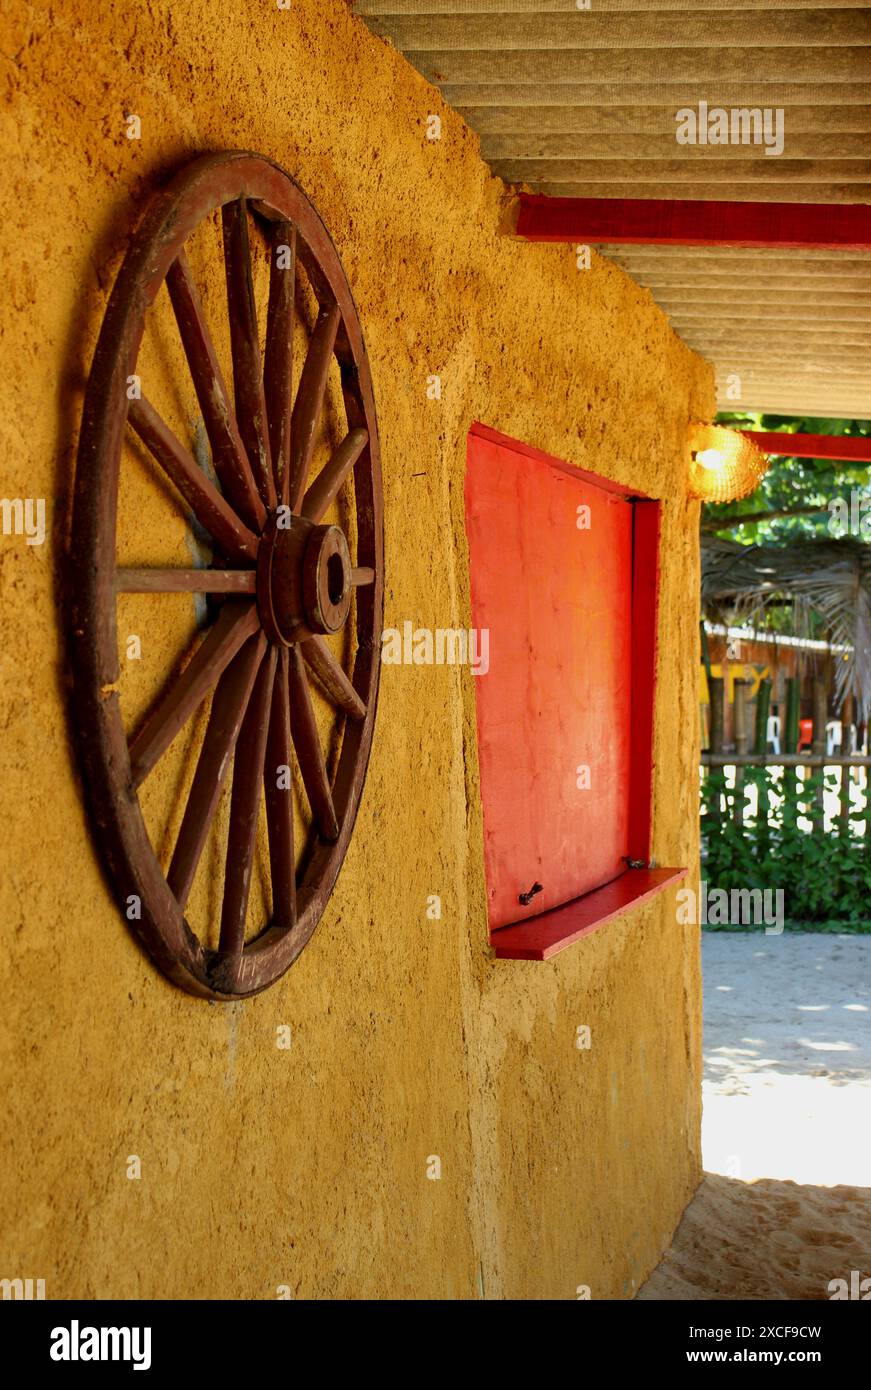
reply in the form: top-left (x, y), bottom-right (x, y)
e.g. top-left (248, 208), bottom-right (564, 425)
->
top-left (301, 427), bottom-right (369, 523)
top-left (301, 634), bottom-right (366, 721)
top-left (351, 567), bottom-right (374, 587)
top-left (168, 632), bottom-right (267, 908)
top-left (222, 197), bottom-right (276, 511)
top-left (264, 648), bottom-right (297, 927)
top-left (116, 568), bottom-right (256, 594)
top-left (128, 396), bottom-right (260, 564)
top-left (218, 646), bottom-right (278, 969)
top-left (166, 247), bottom-right (266, 532)
top-left (288, 645), bottom-right (339, 842)
top-left (128, 601), bottom-right (260, 788)
top-left (287, 301), bottom-right (341, 511)
top-left (264, 221), bottom-right (296, 505)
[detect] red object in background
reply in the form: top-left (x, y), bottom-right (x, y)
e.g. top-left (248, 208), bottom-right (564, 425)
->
top-left (515, 194), bottom-right (871, 251)
top-left (799, 718), bottom-right (813, 752)
top-left (464, 425), bottom-right (680, 956)
top-left (742, 433), bottom-right (871, 465)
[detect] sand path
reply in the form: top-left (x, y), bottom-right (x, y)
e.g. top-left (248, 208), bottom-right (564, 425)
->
top-left (639, 933), bottom-right (871, 1300)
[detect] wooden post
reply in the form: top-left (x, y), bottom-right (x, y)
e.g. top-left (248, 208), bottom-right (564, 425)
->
top-left (699, 623), bottom-right (712, 809)
top-left (812, 678), bottom-right (828, 834)
top-left (734, 679), bottom-right (750, 755)
top-left (708, 676), bottom-right (725, 832)
top-left (754, 678), bottom-right (772, 841)
top-left (754, 679), bottom-right (771, 756)
top-left (842, 692), bottom-right (855, 755)
top-left (784, 675), bottom-right (800, 828)
top-left (841, 765), bottom-right (853, 837)
top-left (733, 678), bottom-right (749, 828)
top-left (709, 677), bottom-right (725, 755)
top-left (700, 620), bottom-right (713, 683)
top-left (785, 677), bottom-right (800, 755)
top-left (841, 692), bottom-right (854, 834)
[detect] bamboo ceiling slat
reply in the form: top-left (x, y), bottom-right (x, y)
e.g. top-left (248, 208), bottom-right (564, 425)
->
top-left (717, 365), bottom-right (871, 375)
top-left (716, 382), bottom-right (870, 395)
top-left (720, 385), bottom-right (871, 396)
top-left (744, 399), bottom-right (868, 405)
top-left (669, 306), bottom-right (871, 323)
top-left (493, 160), bottom-right (871, 182)
top-left (654, 290), bottom-right (871, 304)
top-left (720, 368), bottom-right (869, 381)
top-left (717, 374), bottom-right (871, 384)
top-left (715, 353), bottom-right (871, 363)
top-left (620, 271), bottom-right (871, 282)
top-left (485, 134), bottom-right (870, 159)
top-left (604, 259), bottom-right (871, 269)
top-left (681, 328), bottom-right (871, 342)
top-left (359, 2), bottom-right (871, 418)
top-left (719, 371), bottom-right (871, 382)
top-left (356, 1), bottom-right (868, 11)
top-left (722, 401), bottom-right (870, 412)
top-left (735, 384), bottom-right (870, 392)
top-left (372, 12), bottom-right (870, 46)
top-left (443, 84), bottom-right (871, 106)
top-left (403, 48), bottom-right (870, 83)
top-left (540, 184), bottom-right (871, 200)
top-left (465, 106), bottom-right (871, 135)
top-left (598, 247), bottom-right (871, 261)
top-left (636, 279), bottom-right (871, 293)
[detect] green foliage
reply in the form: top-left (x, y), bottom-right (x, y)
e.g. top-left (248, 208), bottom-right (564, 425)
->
top-left (704, 412), bottom-right (871, 548)
top-left (701, 766), bottom-right (871, 931)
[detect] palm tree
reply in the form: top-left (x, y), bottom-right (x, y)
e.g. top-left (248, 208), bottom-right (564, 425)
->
top-left (701, 535), bottom-right (871, 719)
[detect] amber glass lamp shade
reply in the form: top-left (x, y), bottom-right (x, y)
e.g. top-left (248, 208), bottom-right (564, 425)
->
top-left (687, 423), bottom-right (769, 503)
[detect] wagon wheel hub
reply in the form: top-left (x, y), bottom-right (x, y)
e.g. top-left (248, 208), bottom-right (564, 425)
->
top-left (257, 514), bottom-right (353, 644)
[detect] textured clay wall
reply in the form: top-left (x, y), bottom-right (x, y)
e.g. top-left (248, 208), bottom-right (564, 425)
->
top-left (0, 0), bottom-right (714, 1297)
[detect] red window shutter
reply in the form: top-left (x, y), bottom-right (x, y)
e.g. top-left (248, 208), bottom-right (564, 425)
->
top-left (465, 428), bottom-right (635, 931)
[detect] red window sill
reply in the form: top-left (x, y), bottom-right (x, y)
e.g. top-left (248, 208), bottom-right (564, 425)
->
top-left (490, 867), bottom-right (687, 961)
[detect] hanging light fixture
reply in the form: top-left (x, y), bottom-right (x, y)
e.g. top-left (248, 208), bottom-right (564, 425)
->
top-left (687, 422), bottom-right (770, 503)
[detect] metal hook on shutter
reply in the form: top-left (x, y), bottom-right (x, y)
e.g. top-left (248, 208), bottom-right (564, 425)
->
top-left (518, 881), bottom-right (543, 906)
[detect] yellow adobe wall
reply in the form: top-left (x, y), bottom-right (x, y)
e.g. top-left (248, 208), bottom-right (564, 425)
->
top-left (0, 0), bottom-right (713, 1297)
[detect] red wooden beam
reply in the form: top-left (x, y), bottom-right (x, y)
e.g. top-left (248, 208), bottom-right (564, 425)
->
top-left (743, 432), bottom-right (871, 462)
top-left (516, 195), bottom-right (871, 251)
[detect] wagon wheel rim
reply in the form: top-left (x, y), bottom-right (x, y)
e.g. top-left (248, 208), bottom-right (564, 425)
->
top-left (70, 152), bottom-right (383, 999)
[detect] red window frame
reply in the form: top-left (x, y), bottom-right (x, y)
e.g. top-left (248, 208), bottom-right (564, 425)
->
top-left (465, 423), bottom-right (686, 961)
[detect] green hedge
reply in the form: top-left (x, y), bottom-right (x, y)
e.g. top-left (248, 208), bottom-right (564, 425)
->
top-left (701, 766), bottom-right (871, 931)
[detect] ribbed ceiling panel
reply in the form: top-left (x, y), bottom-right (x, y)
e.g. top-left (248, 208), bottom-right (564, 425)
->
top-left (355, 1), bottom-right (871, 419)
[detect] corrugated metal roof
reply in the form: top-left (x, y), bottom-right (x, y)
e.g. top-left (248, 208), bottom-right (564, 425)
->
top-left (355, 0), bottom-right (871, 419)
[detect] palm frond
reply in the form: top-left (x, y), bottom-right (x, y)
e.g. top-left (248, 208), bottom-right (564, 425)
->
top-left (701, 536), bottom-right (871, 718)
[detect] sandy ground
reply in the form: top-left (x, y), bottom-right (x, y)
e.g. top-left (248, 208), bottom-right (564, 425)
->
top-left (639, 934), bottom-right (871, 1300)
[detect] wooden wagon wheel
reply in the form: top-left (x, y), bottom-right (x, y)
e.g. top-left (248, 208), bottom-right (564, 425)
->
top-left (70, 152), bottom-right (383, 999)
